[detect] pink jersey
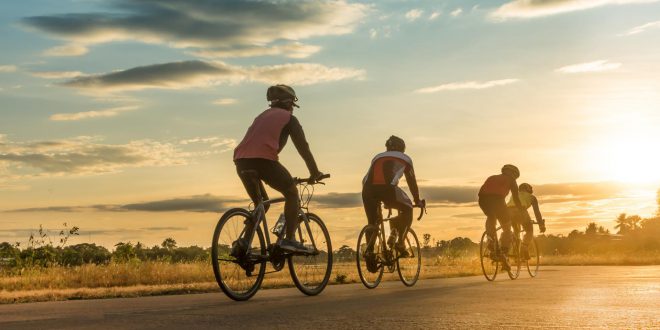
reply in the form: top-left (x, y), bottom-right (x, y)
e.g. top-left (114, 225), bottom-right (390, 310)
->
top-left (233, 108), bottom-right (292, 161)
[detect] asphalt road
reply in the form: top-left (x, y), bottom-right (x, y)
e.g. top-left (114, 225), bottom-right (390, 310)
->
top-left (1, 266), bottom-right (658, 329)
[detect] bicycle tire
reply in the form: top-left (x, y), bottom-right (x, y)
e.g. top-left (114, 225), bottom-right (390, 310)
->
top-left (507, 237), bottom-right (521, 280)
top-left (288, 213), bottom-right (333, 296)
top-left (211, 208), bottom-right (266, 301)
top-left (356, 225), bottom-right (384, 289)
top-left (479, 230), bottom-right (499, 281)
top-left (526, 237), bottom-right (540, 277)
top-left (396, 228), bottom-right (421, 287)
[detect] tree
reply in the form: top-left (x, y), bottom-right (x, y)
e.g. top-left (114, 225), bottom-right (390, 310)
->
top-left (615, 214), bottom-right (642, 234)
top-left (423, 233), bottom-right (431, 249)
top-left (161, 238), bottom-right (177, 250)
top-left (585, 222), bottom-right (598, 235)
top-left (334, 245), bottom-right (355, 261)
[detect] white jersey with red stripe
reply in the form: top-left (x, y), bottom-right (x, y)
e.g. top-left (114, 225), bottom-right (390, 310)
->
top-left (362, 151), bottom-right (414, 186)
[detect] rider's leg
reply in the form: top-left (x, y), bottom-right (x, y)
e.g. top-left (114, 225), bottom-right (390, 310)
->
top-left (495, 201), bottom-right (513, 254)
top-left (479, 196), bottom-right (497, 250)
top-left (235, 159), bottom-right (270, 240)
top-left (361, 186), bottom-right (381, 251)
top-left (257, 160), bottom-right (299, 241)
top-left (521, 213), bottom-right (534, 258)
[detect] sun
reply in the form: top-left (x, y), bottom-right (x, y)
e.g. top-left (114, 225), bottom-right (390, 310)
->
top-left (586, 114), bottom-right (660, 184)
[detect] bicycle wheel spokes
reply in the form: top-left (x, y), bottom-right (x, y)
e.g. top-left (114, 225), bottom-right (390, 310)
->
top-left (526, 238), bottom-right (540, 277)
top-left (507, 240), bottom-right (521, 280)
top-left (288, 214), bottom-right (333, 296)
top-left (479, 231), bottom-right (499, 281)
top-left (211, 209), bottom-right (266, 301)
top-left (356, 225), bottom-right (384, 289)
top-left (397, 228), bottom-right (421, 287)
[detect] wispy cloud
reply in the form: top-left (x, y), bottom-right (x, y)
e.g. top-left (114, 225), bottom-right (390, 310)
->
top-left (556, 60), bottom-right (622, 74)
top-left (429, 11), bottom-right (442, 20)
top-left (59, 60), bottom-right (365, 93)
top-left (450, 8), bottom-right (463, 17)
top-left (213, 98), bottom-right (237, 106)
top-left (50, 106), bottom-right (138, 121)
top-left (414, 79), bottom-right (519, 93)
top-left (492, 0), bottom-right (660, 20)
top-left (22, 0), bottom-right (367, 59)
top-left (621, 20), bottom-right (660, 36)
top-left (0, 65), bottom-right (18, 73)
top-left (30, 71), bottom-right (83, 79)
top-left (405, 9), bottom-right (424, 21)
top-left (42, 44), bottom-right (88, 57)
top-left (190, 42), bottom-right (321, 60)
top-left (0, 136), bottom-right (186, 177)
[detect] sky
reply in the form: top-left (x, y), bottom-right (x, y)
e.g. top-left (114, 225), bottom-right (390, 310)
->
top-left (1, 0), bottom-right (660, 249)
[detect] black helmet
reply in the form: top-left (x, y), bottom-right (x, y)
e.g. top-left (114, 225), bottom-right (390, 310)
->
top-left (267, 84), bottom-right (298, 108)
top-left (386, 135), bottom-right (406, 152)
top-left (501, 164), bottom-right (520, 179)
top-left (519, 183), bottom-right (533, 193)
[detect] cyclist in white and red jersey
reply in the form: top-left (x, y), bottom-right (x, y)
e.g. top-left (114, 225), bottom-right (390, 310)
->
top-left (233, 85), bottom-right (325, 254)
top-left (362, 136), bottom-right (423, 261)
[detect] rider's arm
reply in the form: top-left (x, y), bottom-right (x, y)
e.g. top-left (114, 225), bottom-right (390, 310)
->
top-left (530, 195), bottom-right (544, 223)
top-left (287, 115), bottom-right (320, 176)
top-left (404, 166), bottom-right (421, 205)
top-left (510, 177), bottom-right (523, 210)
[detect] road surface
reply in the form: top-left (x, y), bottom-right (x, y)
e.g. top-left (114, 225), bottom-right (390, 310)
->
top-left (1, 266), bottom-right (658, 329)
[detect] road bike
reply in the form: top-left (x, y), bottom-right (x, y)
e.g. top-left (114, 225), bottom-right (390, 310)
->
top-left (479, 220), bottom-right (541, 281)
top-left (356, 201), bottom-right (426, 289)
top-left (211, 171), bottom-right (331, 301)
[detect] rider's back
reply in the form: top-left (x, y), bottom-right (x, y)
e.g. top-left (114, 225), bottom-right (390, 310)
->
top-left (479, 174), bottom-right (511, 197)
top-left (363, 151), bottom-right (413, 187)
top-left (233, 108), bottom-right (292, 161)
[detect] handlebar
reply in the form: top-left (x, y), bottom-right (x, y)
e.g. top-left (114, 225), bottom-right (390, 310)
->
top-left (415, 199), bottom-right (427, 221)
top-left (294, 173), bottom-right (331, 185)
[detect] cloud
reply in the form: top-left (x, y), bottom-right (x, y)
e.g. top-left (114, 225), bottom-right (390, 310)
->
top-left (414, 79), bottom-right (519, 93)
top-left (50, 105), bottom-right (138, 121)
top-left (22, 0), bottom-right (367, 59)
top-left (422, 186), bottom-right (479, 204)
top-left (213, 98), bottom-right (237, 106)
top-left (0, 136), bottom-right (186, 177)
top-left (191, 42), bottom-right (321, 59)
top-left (621, 20), bottom-right (660, 36)
top-left (6, 194), bottom-right (246, 213)
top-left (313, 192), bottom-right (361, 208)
top-left (450, 8), bottom-right (463, 17)
top-left (42, 44), bottom-right (88, 57)
top-left (59, 60), bottom-right (365, 93)
top-left (30, 71), bottom-right (83, 79)
top-left (0, 65), bottom-right (18, 73)
top-left (429, 12), bottom-right (442, 20)
top-left (178, 136), bottom-right (236, 151)
top-left (555, 60), bottom-right (622, 74)
top-left (405, 9), bottom-right (424, 21)
top-left (492, 0), bottom-right (660, 20)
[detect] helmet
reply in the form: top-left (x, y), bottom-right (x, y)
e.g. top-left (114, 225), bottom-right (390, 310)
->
top-left (386, 135), bottom-right (405, 152)
top-left (519, 183), bottom-right (533, 193)
top-left (267, 84), bottom-right (298, 108)
top-left (501, 164), bottom-right (520, 179)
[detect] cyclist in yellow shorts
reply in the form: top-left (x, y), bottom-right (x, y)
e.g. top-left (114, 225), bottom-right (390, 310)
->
top-left (506, 183), bottom-right (546, 259)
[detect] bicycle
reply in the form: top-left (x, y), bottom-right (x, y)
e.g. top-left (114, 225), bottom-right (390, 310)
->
top-left (211, 171), bottom-right (332, 301)
top-left (479, 220), bottom-right (541, 281)
top-left (356, 200), bottom-right (426, 289)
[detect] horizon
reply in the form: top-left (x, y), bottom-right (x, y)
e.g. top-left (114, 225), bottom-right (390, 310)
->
top-left (2, 0), bottom-right (660, 249)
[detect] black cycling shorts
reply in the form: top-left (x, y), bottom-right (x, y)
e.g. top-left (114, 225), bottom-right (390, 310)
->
top-left (235, 158), bottom-right (295, 201)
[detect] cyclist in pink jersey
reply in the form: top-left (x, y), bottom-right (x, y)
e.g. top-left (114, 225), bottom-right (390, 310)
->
top-left (233, 85), bottom-right (325, 254)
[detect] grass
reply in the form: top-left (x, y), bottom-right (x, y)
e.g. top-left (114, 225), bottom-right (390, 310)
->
top-left (2, 253), bottom-right (658, 304)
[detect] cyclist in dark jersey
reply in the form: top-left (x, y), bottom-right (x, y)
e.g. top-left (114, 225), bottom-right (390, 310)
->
top-left (478, 164), bottom-right (523, 270)
top-left (362, 136), bottom-right (423, 263)
top-left (233, 85), bottom-right (324, 254)
top-left (507, 183), bottom-right (547, 259)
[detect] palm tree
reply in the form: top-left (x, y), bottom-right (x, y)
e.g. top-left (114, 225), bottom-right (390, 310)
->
top-left (614, 213), bottom-right (631, 234)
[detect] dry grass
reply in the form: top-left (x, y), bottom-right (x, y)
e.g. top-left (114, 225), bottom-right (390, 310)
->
top-left (2, 253), bottom-right (658, 304)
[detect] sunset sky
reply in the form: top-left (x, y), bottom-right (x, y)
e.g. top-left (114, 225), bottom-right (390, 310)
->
top-left (2, 0), bottom-right (660, 248)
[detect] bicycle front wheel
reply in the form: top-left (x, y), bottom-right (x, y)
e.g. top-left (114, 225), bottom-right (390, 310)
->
top-left (526, 237), bottom-right (540, 277)
top-left (356, 225), bottom-right (384, 289)
top-left (288, 213), bottom-right (333, 296)
top-left (211, 208), bottom-right (266, 301)
top-left (397, 228), bottom-right (421, 287)
top-left (479, 231), bottom-right (499, 281)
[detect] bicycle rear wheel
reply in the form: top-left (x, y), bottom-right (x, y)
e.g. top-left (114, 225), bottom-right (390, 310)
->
top-left (211, 208), bottom-right (266, 301)
top-left (397, 228), bottom-right (421, 287)
top-left (479, 231), bottom-right (499, 281)
top-left (356, 225), bottom-right (384, 289)
top-left (526, 237), bottom-right (540, 277)
top-left (288, 213), bottom-right (333, 296)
